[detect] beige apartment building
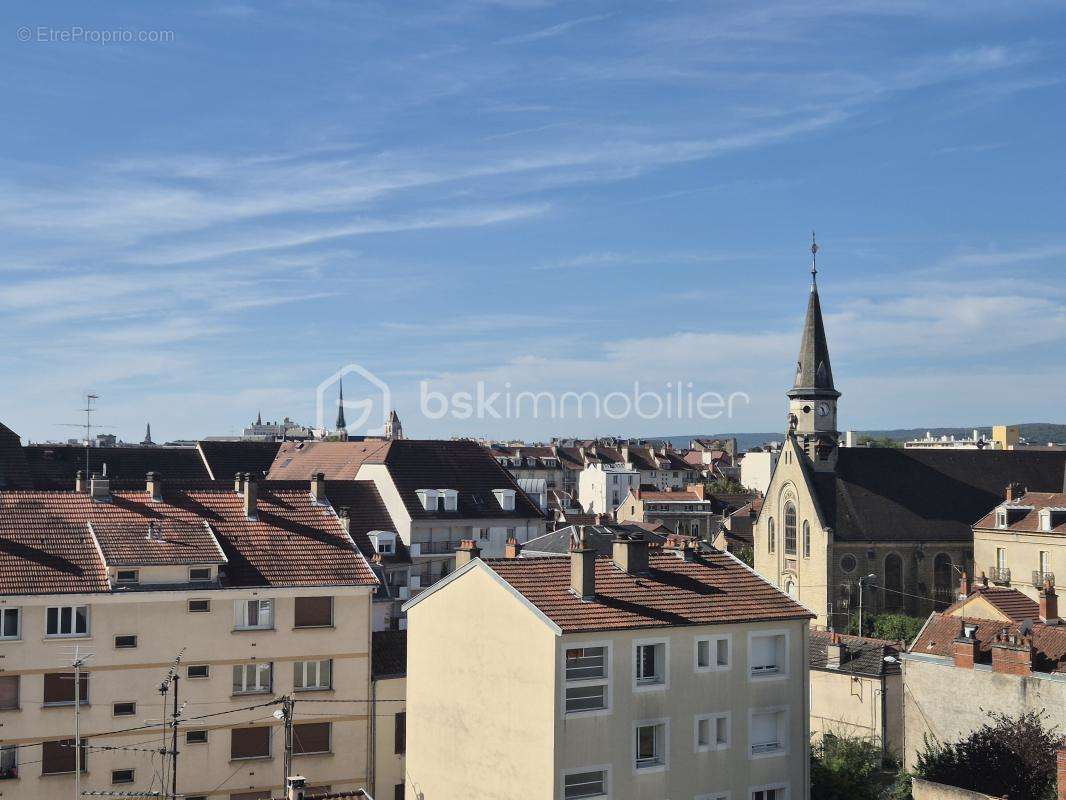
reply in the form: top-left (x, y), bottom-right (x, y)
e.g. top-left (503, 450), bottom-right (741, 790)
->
top-left (370, 630), bottom-right (407, 800)
top-left (972, 488), bottom-right (1066, 602)
top-left (404, 532), bottom-right (813, 800)
top-left (615, 486), bottom-right (718, 540)
top-left (0, 473), bottom-right (377, 800)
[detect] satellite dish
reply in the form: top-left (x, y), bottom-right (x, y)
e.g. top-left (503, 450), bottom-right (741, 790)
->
top-left (272, 708), bottom-right (286, 721)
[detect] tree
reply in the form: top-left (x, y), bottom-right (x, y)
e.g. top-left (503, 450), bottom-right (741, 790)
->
top-left (870, 614), bottom-right (926, 645)
top-left (810, 733), bottom-right (898, 800)
top-left (857, 435), bottom-right (902, 449)
top-left (706, 477), bottom-right (746, 494)
top-left (915, 710), bottom-right (1061, 800)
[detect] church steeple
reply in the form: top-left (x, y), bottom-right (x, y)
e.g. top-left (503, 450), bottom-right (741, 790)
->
top-left (335, 379), bottom-right (347, 431)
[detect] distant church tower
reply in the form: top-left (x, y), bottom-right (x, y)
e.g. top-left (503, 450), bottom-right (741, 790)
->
top-left (785, 234), bottom-right (840, 471)
top-left (142, 423), bottom-right (154, 446)
top-left (385, 410), bottom-right (403, 440)
top-left (335, 379), bottom-right (348, 439)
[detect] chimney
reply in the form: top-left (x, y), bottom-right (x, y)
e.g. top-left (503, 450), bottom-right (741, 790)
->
top-left (335, 506), bottom-right (351, 533)
top-left (1057, 747), bottom-right (1066, 800)
top-left (454, 539), bottom-right (481, 568)
top-left (243, 474), bottom-right (258, 520)
top-left (570, 526), bottom-right (596, 600)
top-left (75, 469), bottom-right (86, 493)
top-left (311, 472), bottom-right (327, 503)
top-left (1041, 580), bottom-right (1059, 624)
top-left (958, 571), bottom-right (970, 600)
top-left (89, 473), bottom-right (110, 501)
top-left (286, 775), bottom-right (307, 800)
top-left (688, 483), bottom-right (706, 500)
top-left (504, 535), bottom-right (522, 559)
top-left (234, 471), bottom-right (245, 493)
top-left (612, 533), bottom-right (649, 576)
top-left (990, 628), bottom-right (1032, 677)
top-left (953, 623), bottom-right (979, 669)
top-left (979, 571), bottom-right (990, 589)
top-left (1006, 482), bottom-right (1026, 502)
top-left (826, 633), bottom-right (846, 669)
top-left (146, 471), bottom-right (163, 502)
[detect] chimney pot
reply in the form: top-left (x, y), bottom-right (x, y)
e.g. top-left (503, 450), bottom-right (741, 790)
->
top-left (234, 471), bottom-right (245, 493)
top-left (1041, 580), bottom-right (1059, 624)
top-left (89, 473), bottom-right (110, 502)
top-left (310, 472), bottom-right (327, 502)
top-left (75, 470), bottom-right (86, 493)
top-left (504, 535), bottom-right (522, 559)
top-left (958, 571), bottom-right (970, 600)
top-left (455, 539), bottom-right (481, 568)
top-left (570, 526), bottom-right (596, 599)
top-left (243, 474), bottom-right (258, 519)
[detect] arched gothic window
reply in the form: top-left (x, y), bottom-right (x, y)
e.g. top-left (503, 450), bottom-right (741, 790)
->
top-left (784, 503), bottom-right (797, 555)
top-left (802, 521), bottom-right (811, 558)
top-left (768, 518), bottom-right (775, 553)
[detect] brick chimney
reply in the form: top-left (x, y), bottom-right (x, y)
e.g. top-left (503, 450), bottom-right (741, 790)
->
top-left (953, 623), bottom-right (979, 669)
top-left (990, 628), bottom-right (1032, 676)
top-left (89, 473), bottom-right (110, 502)
top-left (687, 483), bottom-right (706, 500)
top-left (612, 533), bottom-right (649, 576)
top-left (570, 526), bottom-right (596, 600)
top-left (146, 471), bottom-right (163, 502)
top-left (1006, 481), bottom-right (1026, 502)
top-left (504, 535), bottom-right (522, 559)
top-left (826, 633), bottom-right (846, 669)
top-left (1057, 746), bottom-right (1066, 800)
top-left (243, 474), bottom-right (258, 520)
top-left (75, 469), bottom-right (86, 493)
top-left (310, 472), bottom-right (327, 503)
top-left (1041, 580), bottom-right (1059, 624)
top-left (454, 539), bottom-right (481, 568)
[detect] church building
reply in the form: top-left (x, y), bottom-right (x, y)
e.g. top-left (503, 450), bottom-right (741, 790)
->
top-left (754, 246), bottom-right (1066, 630)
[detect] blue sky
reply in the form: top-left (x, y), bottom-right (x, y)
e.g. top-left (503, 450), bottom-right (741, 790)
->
top-left (1, 1), bottom-right (1064, 443)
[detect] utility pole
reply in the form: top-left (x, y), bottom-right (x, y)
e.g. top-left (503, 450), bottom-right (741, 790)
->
top-left (277, 694), bottom-right (295, 785)
top-left (858, 573), bottom-right (877, 637)
top-left (170, 671), bottom-right (179, 800)
top-left (69, 645), bottom-right (93, 800)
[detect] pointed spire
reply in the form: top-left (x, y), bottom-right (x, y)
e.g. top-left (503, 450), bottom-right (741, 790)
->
top-left (335, 379), bottom-right (347, 430)
top-left (256, 409), bottom-right (262, 426)
top-left (788, 235), bottom-right (839, 397)
top-left (142, 423), bottom-right (153, 446)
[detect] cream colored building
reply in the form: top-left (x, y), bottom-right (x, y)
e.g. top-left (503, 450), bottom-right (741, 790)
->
top-left (0, 475), bottom-right (377, 800)
top-left (578, 462), bottom-right (640, 516)
top-left (370, 630), bottom-right (407, 800)
top-left (404, 534), bottom-right (812, 800)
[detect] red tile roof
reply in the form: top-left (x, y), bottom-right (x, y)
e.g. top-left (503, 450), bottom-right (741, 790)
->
top-left (912, 613), bottom-right (1066, 673)
top-left (484, 550), bottom-right (811, 633)
top-left (269, 440), bottom-right (391, 481)
top-left (944, 586), bottom-right (1040, 623)
top-left (974, 492), bottom-right (1066, 534)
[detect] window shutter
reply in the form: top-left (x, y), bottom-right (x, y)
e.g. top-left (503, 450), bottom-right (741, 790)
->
top-left (42, 739), bottom-right (84, 774)
top-left (0, 676), bottom-right (18, 709)
top-left (751, 712), bottom-right (777, 746)
top-left (294, 597), bottom-right (333, 628)
top-left (293, 722), bottom-right (331, 754)
top-left (752, 636), bottom-right (776, 668)
top-left (44, 672), bottom-right (88, 704)
top-left (230, 727), bottom-right (271, 759)
top-left (394, 712), bottom-right (406, 754)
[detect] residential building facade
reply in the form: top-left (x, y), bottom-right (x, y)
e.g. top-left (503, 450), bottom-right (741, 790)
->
top-left (615, 486), bottom-right (718, 540)
top-left (578, 462), bottom-right (640, 516)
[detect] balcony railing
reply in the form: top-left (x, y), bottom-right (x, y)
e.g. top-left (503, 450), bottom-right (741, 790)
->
top-left (414, 540), bottom-right (465, 556)
top-left (1033, 570), bottom-right (1055, 589)
top-left (989, 566), bottom-right (1011, 585)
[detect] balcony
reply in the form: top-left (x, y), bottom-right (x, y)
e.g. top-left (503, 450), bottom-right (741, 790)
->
top-left (1033, 571), bottom-right (1055, 589)
top-left (989, 566), bottom-right (1011, 585)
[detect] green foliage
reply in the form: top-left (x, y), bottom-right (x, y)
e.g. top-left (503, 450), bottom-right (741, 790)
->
top-left (810, 733), bottom-right (898, 800)
top-left (731, 543), bottom-right (754, 567)
top-left (870, 614), bottom-right (926, 645)
top-left (706, 477), bottom-right (746, 494)
top-left (857, 435), bottom-right (903, 449)
top-left (915, 710), bottom-right (1061, 800)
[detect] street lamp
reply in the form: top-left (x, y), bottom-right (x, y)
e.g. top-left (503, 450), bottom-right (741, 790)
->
top-left (857, 573), bottom-right (877, 636)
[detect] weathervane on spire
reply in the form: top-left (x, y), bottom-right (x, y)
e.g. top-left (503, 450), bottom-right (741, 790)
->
top-left (810, 230), bottom-right (819, 284)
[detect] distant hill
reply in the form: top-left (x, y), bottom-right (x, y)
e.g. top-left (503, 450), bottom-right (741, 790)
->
top-left (664, 423), bottom-right (1066, 452)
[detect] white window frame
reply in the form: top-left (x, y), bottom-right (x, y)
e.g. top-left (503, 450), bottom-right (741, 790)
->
top-left (560, 764), bottom-right (610, 799)
top-left (695, 711), bottom-right (731, 753)
top-left (748, 707), bottom-right (789, 759)
top-left (45, 605), bottom-right (90, 638)
top-left (234, 598), bottom-right (274, 630)
top-left (696, 794), bottom-right (730, 800)
top-left (232, 662), bottom-right (273, 695)
top-left (562, 640), bottom-right (612, 718)
top-left (748, 630), bottom-right (789, 682)
top-left (750, 783), bottom-right (789, 800)
top-left (294, 659), bottom-right (332, 691)
top-left (695, 633), bottom-right (731, 673)
top-left (438, 489), bottom-right (458, 512)
top-left (632, 718), bottom-right (669, 774)
top-left (633, 637), bottom-right (669, 692)
top-left (115, 569), bottom-right (139, 584)
top-left (189, 567), bottom-right (212, 582)
top-left (0, 607), bottom-right (21, 640)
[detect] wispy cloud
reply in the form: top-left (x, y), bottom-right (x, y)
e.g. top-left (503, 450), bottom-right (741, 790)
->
top-left (495, 13), bottom-right (612, 45)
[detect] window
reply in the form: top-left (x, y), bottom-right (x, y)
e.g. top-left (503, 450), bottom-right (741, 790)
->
top-left (996, 509), bottom-right (1007, 528)
top-left (767, 519), bottom-right (775, 552)
top-left (186, 730), bottom-right (208, 744)
top-left (115, 570), bottom-right (139, 584)
top-left (189, 568), bottom-right (212, 582)
top-left (783, 503), bottom-right (797, 555)
top-left (493, 489), bottom-right (516, 511)
top-left (695, 713), bottom-right (730, 752)
top-left (230, 727), bottom-right (271, 760)
top-left (188, 599), bottom-right (211, 613)
top-left (0, 744), bottom-right (15, 779)
top-left (634, 721), bottom-right (668, 770)
top-left (234, 599), bottom-right (273, 630)
top-left (293, 722), bottom-right (331, 755)
top-left (112, 768), bottom-right (135, 784)
top-left (394, 712), bottom-right (406, 755)
top-left (752, 786), bottom-right (787, 800)
top-left (564, 645), bottom-right (609, 714)
top-left (0, 676), bottom-right (18, 710)
top-left (840, 554), bottom-right (856, 574)
top-left (750, 709), bottom-right (787, 757)
top-left (43, 672), bottom-right (89, 705)
top-left (113, 702), bottom-right (136, 716)
top-left (294, 597), bottom-right (333, 628)
top-left (1041, 551), bottom-right (1051, 577)
top-left (115, 634), bottom-right (138, 649)
top-left (187, 664), bottom-right (209, 679)
top-left (802, 521), bottom-right (811, 558)
top-left (41, 739), bottom-right (86, 774)
top-left (749, 632), bottom-right (788, 679)
top-left (563, 768), bottom-right (608, 799)
top-left (233, 663), bottom-right (272, 694)
top-left (996, 548), bottom-right (1006, 570)
top-left (634, 640), bottom-right (667, 688)
top-left (0, 608), bottom-right (20, 640)
top-left (294, 659), bottom-right (332, 691)
top-left (394, 784), bottom-right (406, 800)
top-left (696, 794), bottom-right (729, 800)
top-left (696, 635), bottom-right (730, 672)
top-left (45, 605), bottom-right (89, 637)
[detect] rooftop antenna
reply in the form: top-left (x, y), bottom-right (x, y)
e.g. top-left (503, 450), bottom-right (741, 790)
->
top-left (57, 393), bottom-right (115, 477)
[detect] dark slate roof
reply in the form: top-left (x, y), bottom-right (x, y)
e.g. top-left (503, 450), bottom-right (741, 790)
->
top-left (0, 422), bottom-right (31, 489)
top-left (810, 448), bottom-right (1066, 543)
top-left (324, 480), bottom-right (398, 558)
top-left (24, 444), bottom-right (210, 488)
top-left (372, 630), bottom-right (407, 678)
top-left (809, 630), bottom-right (901, 677)
top-left (522, 524), bottom-right (668, 557)
top-left (197, 440), bottom-right (282, 481)
top-left (789, 282), bottom-right (837, 396)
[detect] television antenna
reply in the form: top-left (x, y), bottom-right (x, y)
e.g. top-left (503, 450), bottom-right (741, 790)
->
top-left (57, 393), bottom-right (116, 477)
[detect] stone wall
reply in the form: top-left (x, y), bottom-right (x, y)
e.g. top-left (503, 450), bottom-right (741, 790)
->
top-left (911, 777), bottom-right (1001, 800)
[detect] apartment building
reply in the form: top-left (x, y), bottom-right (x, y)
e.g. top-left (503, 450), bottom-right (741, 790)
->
top-left (615, 486), bottom-right (718, 540)
top-left (370, 630), bottom-right (406, 800)
top-left (577, 462), bottom-right (640, 515)
top-left (0, 473), bottom-right (377, 800)
top-left (972, 487), bottom-right (1066, 602)
top-left (404, 532), bottom-right (813, 800)
top-left (268, 439), bottom-right (546, 591)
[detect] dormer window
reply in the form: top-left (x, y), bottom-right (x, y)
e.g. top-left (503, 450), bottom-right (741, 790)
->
top-left (115, 570), bottom-right (139, 585)
top-left (996, 508), bottom-right (1007, 528)
top-left (493, 489), bottom-right (516, 511)
top-left (438, 489), bottom-right (458, 512)
top-left (370, 530), bottom-right (397, 555)
top-left (416, 489), bottom-right (438, 512)
top-left (1040, 509), bottom-right (1051, 532)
